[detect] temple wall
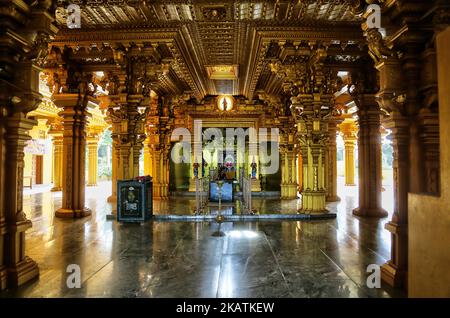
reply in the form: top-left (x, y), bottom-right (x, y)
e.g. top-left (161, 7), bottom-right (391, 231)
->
top-left (23, 125), bottom-right (53, 185)
top-left (408, 26), bottom-right (450, 297)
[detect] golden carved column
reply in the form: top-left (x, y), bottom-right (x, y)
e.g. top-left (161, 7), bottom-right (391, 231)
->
top-left (280, 128), bottom-right (298, 199)
top-left (297, 149), bottom-right (303, 192)
top-left (344, 138), bottom-right (356, 186)
top-left (280, 145), bottom-right (288, 198)
top-left (87, 135), bottom-right (99, 186)
top-left (340, 119), bottom-right (358, 186)
top-left (2, 113), bottom-right (40, 288)
top-left (107, 141), bottom-right (118, 203)
top-left (326, 119), bottom-right (342, 201)
top-left (161, 146), bottom-right (170, 199)
top-left (131, 144), bottom-right (142, 178)
top-left (150, 145), bottom-right (164, 199)
top-left (50, 133), bottom-right (63, 191)
top-left (294, 96), bottom-right (329, 214)
top-left (270, 46), bottom-right (337, 214)
top-left (147, 105), bottom-right (172, 200)
top-left (143, 136), bottom-right (152, 176)
top-left (53, 94), bottom-right (95, 218)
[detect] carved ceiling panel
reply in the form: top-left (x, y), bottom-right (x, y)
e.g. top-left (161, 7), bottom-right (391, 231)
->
top-left (54, 0), bottom-right (367, 100)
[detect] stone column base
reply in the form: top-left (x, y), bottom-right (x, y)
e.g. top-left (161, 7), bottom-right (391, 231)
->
top-left (299, 207), bottom-right (329, 214)
top-left (352, 207), bottom-right (388, 218)
top-left (6, 256), bottom-right (39, 288)
top-left (326, 195), bottom-right (341, 202)
top-left (188, 178), bottom-right (196, 192)
top-left (55, 207), bottom-right (92, 218)
top-left (87, 183), bottom-right (97, 187)
top-left (50, 187), bottom-right (62, 192)
top-left (281, 184), bottom-right (298, 199)
top-left (300, 190), bottom-right (328, 214)
top-left (107, 195), bottom-right (117, 203)
top-left (0, 266), bottom-right (7, 291)
top-left (251, 179), bottom-right (261, 192)
top-left (345, 183), bottom-right (356, 186)
top-left (381, 261), bottom-right (407, 289)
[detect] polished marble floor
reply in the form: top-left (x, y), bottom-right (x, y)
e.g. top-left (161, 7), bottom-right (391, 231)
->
top-left (1, 178), bottom-right (404, 298)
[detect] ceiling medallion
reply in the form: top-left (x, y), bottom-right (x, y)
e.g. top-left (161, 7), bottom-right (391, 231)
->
top-left (206, 65), bottom-right (238, 80)
top-left (202, 6), bottom-right (227, 20)
top-left (217, 96), bottom-right (234, 112)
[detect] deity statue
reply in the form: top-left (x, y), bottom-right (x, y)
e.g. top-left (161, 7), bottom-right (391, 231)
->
top-left (251, 159), bottom-right (257, 179)
top-left (221, 98), bottom-right (229, 111)
top-left (193, 162), bottom-right (199, 178)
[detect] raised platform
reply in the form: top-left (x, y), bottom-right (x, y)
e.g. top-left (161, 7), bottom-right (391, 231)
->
top-left (152, 213), bottom-right (336, 222)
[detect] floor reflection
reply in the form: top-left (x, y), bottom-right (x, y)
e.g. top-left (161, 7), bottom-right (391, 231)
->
top-left (0, 178), bottom-right (403, 298)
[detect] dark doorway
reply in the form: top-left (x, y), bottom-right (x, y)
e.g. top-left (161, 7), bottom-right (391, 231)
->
top-left (34, 155), bottom-right (43, 185)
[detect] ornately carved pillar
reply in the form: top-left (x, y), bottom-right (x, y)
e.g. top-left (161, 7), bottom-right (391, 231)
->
top-left (2, 114), bottom-right (39, 288)
top-left (344, 138), bottom-right (356, 186)
top-left (0, 0), bottom-right (56, 289)
top-left (270, 46), bottom-right (336, 214)
top-left (50, 133), bottom-right (63, 191)
top-left (339, 119), bottom-right (358, 186)
top-left (374, 57), bottom-right (409, 287)
top-left (53, 94), bottom-right (94, 218)
top-left (280, 145), bottom-right (298, 199)
top-left (87, 135), bottom-right (99, 186)
top-left (151, 145), bottom-right (163, 199)
top-left (352, 94), bottom-right (387, 218)
top-left (419, 48), bottom-right (440, 194)
top-left (161, 146), bottom-right (170, 199)
top-left (107, 140), bottom-right (118, 203)
top-left (280, 128), bottom-right (298, 199)
top-left (380, 110), bottom-right (409, 287)
top-left (326, 119), bottom-right (341, 201)
top-left (143, 136), bottom-right (152, 176)
top-left (131, 143), bottom-right (142, 178)
top-left (118, 142), bottom-right (132, 181)
top-left (297, 149), bottom-right (303, 192)
top-left (294, 96), bottom-right (329, 214)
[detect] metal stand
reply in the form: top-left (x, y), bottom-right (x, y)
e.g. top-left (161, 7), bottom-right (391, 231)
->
top-left (241, 176), bottom-right (254, 214)
top-left (194, 177), bottom-right (209, 215)
top-left (212, 180), bottom-right (225, 236)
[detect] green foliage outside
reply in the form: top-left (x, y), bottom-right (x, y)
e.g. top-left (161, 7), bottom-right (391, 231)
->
top-left (98, 129), bottom-right (112, 179)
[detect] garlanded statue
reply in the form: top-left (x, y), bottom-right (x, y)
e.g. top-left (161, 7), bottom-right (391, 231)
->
top-left (193, 162), bottom-right (199, 178)
top-left (366, 28), bottom-right (396, 64)
top-left (250, 159), bottom-right (257, 179)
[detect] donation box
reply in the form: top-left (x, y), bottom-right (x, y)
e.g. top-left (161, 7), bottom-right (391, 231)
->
top-left (117, 176), bottom-right (153, 222)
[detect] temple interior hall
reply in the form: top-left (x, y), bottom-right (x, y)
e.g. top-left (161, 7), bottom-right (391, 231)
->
top-left (0, 0), bottom-right (449, 298)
